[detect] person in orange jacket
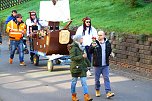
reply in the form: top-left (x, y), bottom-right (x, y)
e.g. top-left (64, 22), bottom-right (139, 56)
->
top-left (6, 14), bottom-right (26, 66)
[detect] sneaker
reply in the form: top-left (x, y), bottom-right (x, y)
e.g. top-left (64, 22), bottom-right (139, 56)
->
top-left (20, 62), bottom-right (26, 66)
top-left (9, 58), bottom-right (13, 64)
top-left (87, 70), bottom-right (92, 76)
top-left (95, 90), bottom-right (100, 97)
top-left (106, 92), bottom-right (114, 98)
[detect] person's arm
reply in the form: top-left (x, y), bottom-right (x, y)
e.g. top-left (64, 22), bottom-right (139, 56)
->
top-left (21, 23), bottom-right (27, 35)
top-left (75, 25), bottom-right (83, 35)
top-left (107, 41), bottom-right (112, 57)
top-left (85, 58), bottom-right (91, 67)
top-left (6, 21), bottom-right (12, 33)
top-left (5, 16), bottom-right (11, 24)
top-left (25, 19), bottom-right (31, 36)
top-left (91, 26), bottom-right (98, 38)
top-left (70, 47), bottom-right (84, 61)
top-left (26, 19), bottom-right (32, 27)
top-left (36, 18), bottom-right (42, 28)
top-left (89, 40), bottom-right (97, 54)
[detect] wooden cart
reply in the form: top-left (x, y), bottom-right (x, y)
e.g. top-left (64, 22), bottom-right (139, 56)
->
top-left (29, 21), bottom-right (75, 71)
top-left (29, 0), bottom-right (75, 71)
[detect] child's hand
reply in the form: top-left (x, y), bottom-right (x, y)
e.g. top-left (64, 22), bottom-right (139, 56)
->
top-left (92, 42), bottom-right (97, 47)
top-left (83, 53), bottom-right (87, 58)
top-left (10, 29), bottom-right (15, 32)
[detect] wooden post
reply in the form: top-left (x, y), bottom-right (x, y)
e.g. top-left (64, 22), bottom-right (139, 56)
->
top-left (63, 20), bottom-right (72, 30)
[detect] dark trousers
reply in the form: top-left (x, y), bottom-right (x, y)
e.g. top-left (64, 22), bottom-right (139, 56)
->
top-left (29, 37), bottom-right (34, 62)
top-left (85, 46), bottom-right (92, 62)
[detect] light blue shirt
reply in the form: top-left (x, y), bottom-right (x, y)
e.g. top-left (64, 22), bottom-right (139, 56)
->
top-left (100, 42), bottom-right (106, 66)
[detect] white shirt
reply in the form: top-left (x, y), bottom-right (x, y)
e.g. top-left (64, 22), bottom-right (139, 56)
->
top-left (26, 18), bottom-right (41, 36)
top-left (75, 25), bottom-right (97, 46)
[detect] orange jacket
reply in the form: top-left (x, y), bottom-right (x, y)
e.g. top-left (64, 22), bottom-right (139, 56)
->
top-left (6, 20), bottom-right (26, 40)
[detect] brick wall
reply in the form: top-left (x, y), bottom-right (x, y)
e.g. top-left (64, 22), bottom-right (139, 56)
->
top-left (110, 34), bottom-right (152, 78)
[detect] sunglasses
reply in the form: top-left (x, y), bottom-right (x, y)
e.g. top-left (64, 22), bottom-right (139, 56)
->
top-left (85, 21), bottom-right (90, 23)
top-left (16, 17), bottom-right (22, 18)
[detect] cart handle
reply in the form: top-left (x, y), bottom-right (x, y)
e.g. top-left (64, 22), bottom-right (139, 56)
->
top-left (63, 20), bottom-right (72, 30)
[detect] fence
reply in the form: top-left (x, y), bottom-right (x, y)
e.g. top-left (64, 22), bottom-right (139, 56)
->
top-left (0, 0), bottom-right (31, 11)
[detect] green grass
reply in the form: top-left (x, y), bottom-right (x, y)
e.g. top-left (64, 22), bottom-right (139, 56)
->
top-left (0, 0), bottom-right (152, 34)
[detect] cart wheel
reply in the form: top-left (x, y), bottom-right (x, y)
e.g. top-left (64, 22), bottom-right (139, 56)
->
top-left (47, 60), bottom-right (53, 72)
top-left (55, 59), bottom-right (61, 65)
top-left (33, 55), bottom-right (39, 66)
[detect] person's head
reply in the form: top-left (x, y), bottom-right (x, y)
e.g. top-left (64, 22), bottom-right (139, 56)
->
top-left (82, 16), bottom-right (92, 34)
top-left (29, 11), bottom-right (37, 20)
top-left (98, 31), bottom-right (106, 41)
top-left (11, 10), bottom-right (17, 17)
top-left (16, 14), bottom-right (22, 22)
top-left (82, 16), bottom-right (91, 27)
top-left (73, 35), bottom-right (83, 44)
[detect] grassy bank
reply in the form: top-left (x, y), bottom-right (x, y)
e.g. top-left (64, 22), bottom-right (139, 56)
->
top-left (0, 0), bottom-right (152, 34)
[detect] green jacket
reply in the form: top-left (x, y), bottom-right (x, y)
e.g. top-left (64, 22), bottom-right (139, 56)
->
top-left (69, 42), bottom-right (91, 77)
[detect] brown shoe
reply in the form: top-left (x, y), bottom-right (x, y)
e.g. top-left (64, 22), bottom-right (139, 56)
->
top-left (106, 91), bottom-right (114, 99)
top-left (95, 90), bottom-right (100, 97)
top-left (9, 58), bottom-right (13, 64)
top-left (84, 94), bottom-right (93, 101)
top-left (20, 62), bottom-right (26, 66)
top-left (72, 93), bottom-right (79, 101)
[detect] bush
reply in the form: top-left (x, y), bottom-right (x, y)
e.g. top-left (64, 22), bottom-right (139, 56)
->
top-left (0, 17), bottom-right (7, 36)
top-left (125, 0), bottom-right (144, 7)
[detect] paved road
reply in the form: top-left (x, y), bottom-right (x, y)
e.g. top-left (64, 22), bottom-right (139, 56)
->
top-left (0, 37), bottom-right (152, 101)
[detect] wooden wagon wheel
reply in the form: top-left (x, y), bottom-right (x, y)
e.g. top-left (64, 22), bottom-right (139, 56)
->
top-left (47, 60), bottom-right (53, 72)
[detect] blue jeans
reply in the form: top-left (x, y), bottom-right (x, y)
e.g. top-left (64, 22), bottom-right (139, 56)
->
top-left (10, 40), bottom-right (24, 62)
top-left (94, 66), bottom-right (111, 93)
top-left (71, 77), bottom-right (88, 94)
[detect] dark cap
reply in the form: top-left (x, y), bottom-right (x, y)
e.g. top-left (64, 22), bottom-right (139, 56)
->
top-left (16, 14), bottom-right (22, 18)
